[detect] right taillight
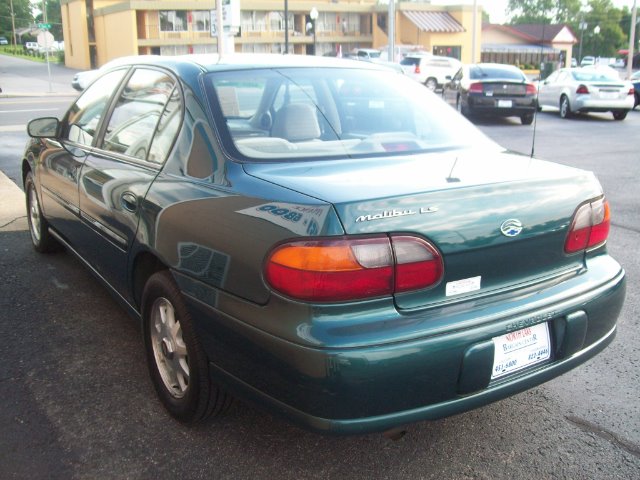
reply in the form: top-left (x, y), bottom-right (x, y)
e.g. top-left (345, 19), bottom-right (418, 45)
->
top-left (469, 82), bottom-right (483, 94)
top-left (565, 198), bottom-right (610, 254)
top-left (265, 235), bottom-right (444, 302)
top-left (576, 84), bottom-right (590, 94)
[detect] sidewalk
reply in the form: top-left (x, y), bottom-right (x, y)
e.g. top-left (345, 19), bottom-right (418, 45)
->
top-left (0, 170), bottom-right (27, 232)
top-left (0, 54), bottom-right (78, 98)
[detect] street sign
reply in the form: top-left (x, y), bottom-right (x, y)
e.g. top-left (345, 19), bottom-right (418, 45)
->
top-left (37, 23), bottom-right (51, 30)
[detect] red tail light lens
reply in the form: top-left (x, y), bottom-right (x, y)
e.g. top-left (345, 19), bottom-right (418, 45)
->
top-left (525, 83), bottom-right (537, 95)
top-left (565, 198), bottom-right (610, 254)
top-left (265, 235), bottom-right (444, 302)
top-left (469, 82), bottom-right (483, 94)
top-left (414, 64), bottom-right (421, 74)
top-left (576, 84), bottom-right (590, 94)
top-left (392, 236), bottom-right (444, 292)
top-left (628, 87), bottom-right (635, 95)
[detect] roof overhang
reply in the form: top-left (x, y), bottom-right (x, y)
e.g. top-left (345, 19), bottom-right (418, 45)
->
top-left (481, 44), bottom-right (560, 54)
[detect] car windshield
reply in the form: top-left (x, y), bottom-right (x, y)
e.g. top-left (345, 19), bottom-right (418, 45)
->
top-left (571, 70), bottom-right (620, 82)
top-left (206, 67), bottom-right (491, 161)
top-left (469, 66), bottom-right (525, 81)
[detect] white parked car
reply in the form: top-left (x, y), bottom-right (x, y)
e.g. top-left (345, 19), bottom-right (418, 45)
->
top-left (399, 54), bottom-right (461, 91)
top-left (580, 56), bottom-right (595, 67)
top-left (538, 66), bottom-right (635, 120)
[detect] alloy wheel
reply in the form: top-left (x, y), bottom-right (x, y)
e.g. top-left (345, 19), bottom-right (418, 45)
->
top-left (150, 297), bottom-right (190, 399)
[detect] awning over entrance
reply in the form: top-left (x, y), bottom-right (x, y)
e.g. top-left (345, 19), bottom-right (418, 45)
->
top-left (403, 11), bottom-right (465, 33)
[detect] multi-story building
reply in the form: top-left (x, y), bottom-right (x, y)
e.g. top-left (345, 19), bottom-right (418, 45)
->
top-left (61, 0), bottom-right (481, 70)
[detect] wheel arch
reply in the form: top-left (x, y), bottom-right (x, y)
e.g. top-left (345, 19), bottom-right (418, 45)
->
top-left (131, 250), bottom-right (169, 312)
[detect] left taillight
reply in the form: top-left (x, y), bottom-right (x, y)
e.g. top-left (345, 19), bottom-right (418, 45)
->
top-left (265, 235), bottom-right (444, 302)
top-left (564, 198), bottom-right (611, 254)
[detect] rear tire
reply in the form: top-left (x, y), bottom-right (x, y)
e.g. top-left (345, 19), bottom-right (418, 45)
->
top-left (142, 271), bottom-right (231, 423)
top-left (559, 95), bottom-right (572, 119)
top-left (521, 113), bottom-right (534, 125)
top-left (25, 172), bottom-right (59, 253)
top-left (456, 95), bottom-right (469, 117)
top-left (634, 92), bottom-right (639, 109)
top-left (612, 110), bottom-right (627, 121)
top-left (425, 77), bottom-right (437, 91)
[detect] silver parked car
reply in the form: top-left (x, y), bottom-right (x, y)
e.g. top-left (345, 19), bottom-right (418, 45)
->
top-left (537, 66), bottom-right (635, 120)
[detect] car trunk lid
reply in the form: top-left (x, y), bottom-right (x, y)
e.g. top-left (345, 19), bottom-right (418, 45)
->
top-left (244, 147), bottom-right (603, 309)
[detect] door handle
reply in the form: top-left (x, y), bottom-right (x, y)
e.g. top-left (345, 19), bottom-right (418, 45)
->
top-left (121, 192), bottom-right (138, 213)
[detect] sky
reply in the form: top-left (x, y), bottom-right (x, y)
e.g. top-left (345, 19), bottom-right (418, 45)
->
top-left (432, 0), bottom-right (635, 25)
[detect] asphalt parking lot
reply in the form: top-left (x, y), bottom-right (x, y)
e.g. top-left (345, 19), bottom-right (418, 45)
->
top-left (1, 56), bottom-right (639, 479)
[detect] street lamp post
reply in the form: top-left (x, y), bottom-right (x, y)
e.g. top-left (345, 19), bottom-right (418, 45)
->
top-left (310, 7), bottom-right (318, 56)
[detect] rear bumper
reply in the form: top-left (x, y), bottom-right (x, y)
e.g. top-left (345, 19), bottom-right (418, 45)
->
top-left (182, 256), bottom-right (625, 435)
top-left (573, 96), bottom-right (634, 112)
top-left (468, 95), bottom-right (537, 117)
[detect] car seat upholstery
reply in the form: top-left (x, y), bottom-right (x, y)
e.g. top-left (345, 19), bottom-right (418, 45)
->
top-left (271, 103), bottom-right (321, 142)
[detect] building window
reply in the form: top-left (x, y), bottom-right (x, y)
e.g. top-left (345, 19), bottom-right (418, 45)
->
top-left (432, 45), bottom-right (461, 60)
top-left (160, 11), bottom-right (188, 32)
top-left (192, 11), bottom-right (211, 32)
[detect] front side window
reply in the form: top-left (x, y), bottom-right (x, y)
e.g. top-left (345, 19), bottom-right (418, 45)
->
top-left (206, 67), bottom-right (492, 161)
top-left (64, 69), bottom-right (128, 147)
top-left (160, 11), bottom-right (187, 32)
top-left (101, 68), bottom-right (178, 162)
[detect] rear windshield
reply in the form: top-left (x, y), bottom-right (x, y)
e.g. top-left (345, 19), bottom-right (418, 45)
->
top-left (400, 57), bottom-right (421, 66)
top-left (205, 67), bottom-right (492, 161)
top-left (571, 70), bottom-right (620, 82)
top-left (469, 66), bottom-right (526, 81)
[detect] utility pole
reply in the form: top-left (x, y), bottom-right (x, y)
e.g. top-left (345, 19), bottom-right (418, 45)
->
top-left (284, 0), bottom-right (289, 53)
top-left (628, 0), bottom-right (637, 78)
top-left (216, 0), bottom-right (223, 55)
top-left (388, 0), bottom-right (395, 61)
top-left (471, 0), bottom-right (477, 63)
top-left (578, 19), bottom-right (587, 64)
top-left (41, 0), bottom-right (53, 93)
top-left (10, 0), bottom-right (17, 47)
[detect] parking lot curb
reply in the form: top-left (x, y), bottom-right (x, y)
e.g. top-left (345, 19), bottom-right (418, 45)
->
top-left (0, 170), bottom-right (28, 232)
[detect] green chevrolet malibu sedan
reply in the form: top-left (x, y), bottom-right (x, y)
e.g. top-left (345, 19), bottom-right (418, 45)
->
top-left (22, 54), bottom-right (625, 435)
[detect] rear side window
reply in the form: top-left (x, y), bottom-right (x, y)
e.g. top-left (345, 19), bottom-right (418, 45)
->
top-left (101, 68), bottom-right (179, 163)
top-left (64, 69), bottom-right (127, 147)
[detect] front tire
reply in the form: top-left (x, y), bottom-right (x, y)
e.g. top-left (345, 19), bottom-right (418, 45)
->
top-left (612, 110), bottom-right (627, 121)
top-left (25, 172), bottom-right (59, 253)
top-left (425, 77), bottom-right (437, 91)
top-left (142, 271), bottom-right (231, 423)
top-left (559, 95), bottom-right (572, 119)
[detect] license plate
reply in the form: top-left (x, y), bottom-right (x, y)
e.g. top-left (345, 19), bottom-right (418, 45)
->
top-left (497, 100), bottom-right (513, 108)
top-left (491, 322), bottom-right (551, 379)
top-left (599, 91), bottom-right (618, 99)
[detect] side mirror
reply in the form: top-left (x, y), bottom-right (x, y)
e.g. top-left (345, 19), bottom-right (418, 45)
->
top-left (27, 117), bottom-right (60, 138)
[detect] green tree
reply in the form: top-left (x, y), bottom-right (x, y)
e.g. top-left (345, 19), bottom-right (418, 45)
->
top-left (0, 0), bottom-right (34, 43)
top-left (508, 0), bottom-right (582, 24)
top-left (578, 0), bottom-right (627, 58)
